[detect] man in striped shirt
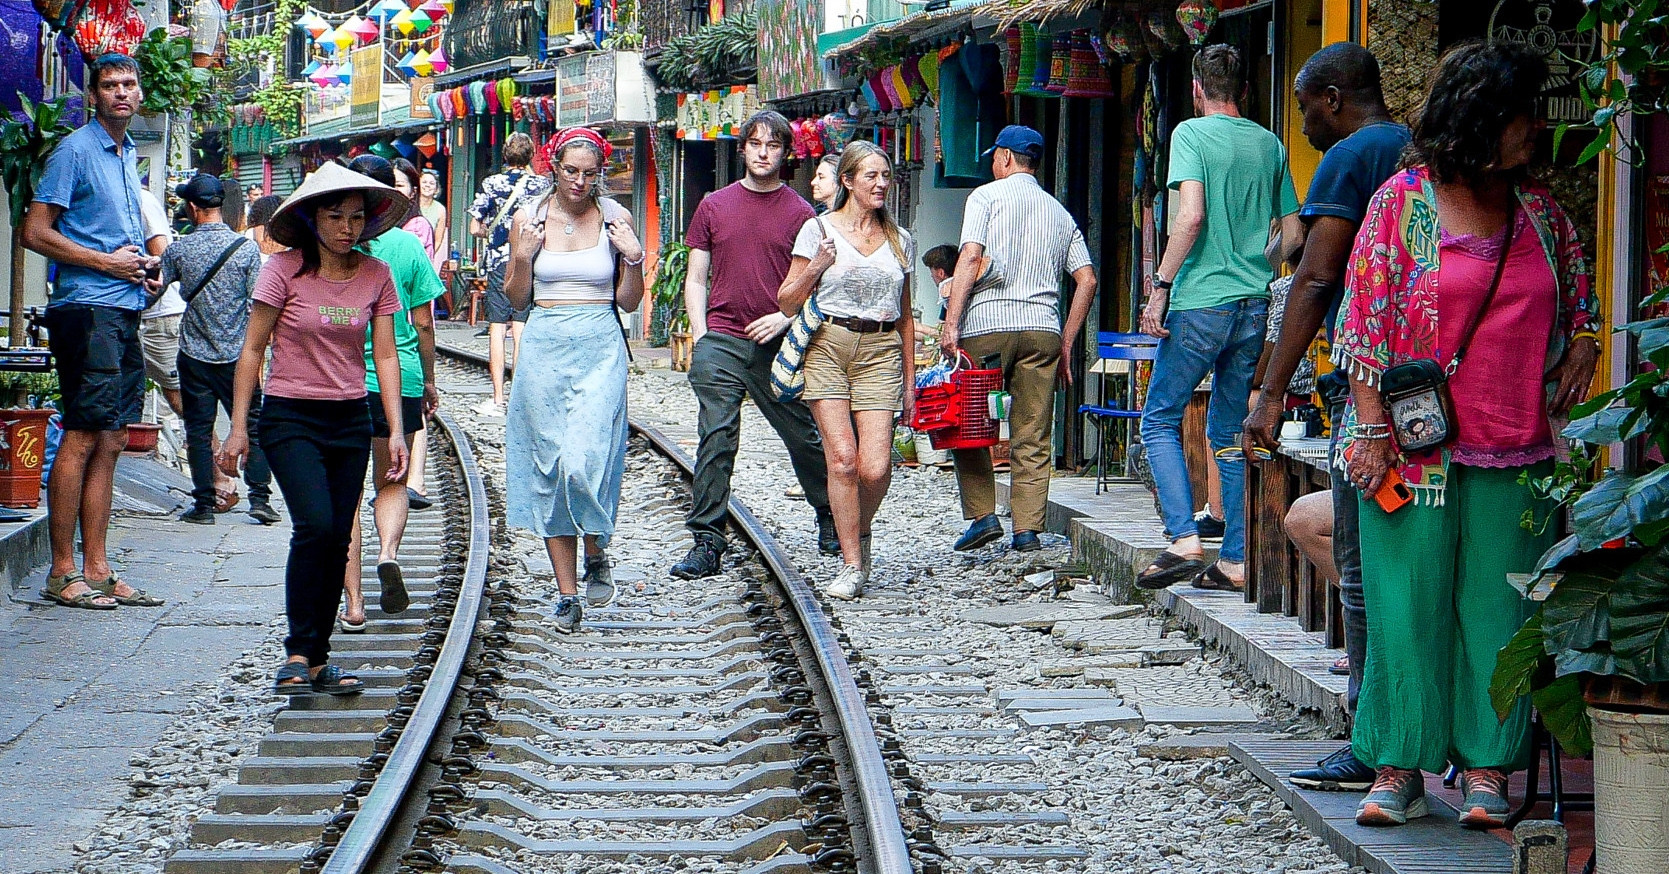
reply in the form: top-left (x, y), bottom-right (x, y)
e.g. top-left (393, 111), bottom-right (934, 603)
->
top-left (940, 125), bottom-right (1097, 553)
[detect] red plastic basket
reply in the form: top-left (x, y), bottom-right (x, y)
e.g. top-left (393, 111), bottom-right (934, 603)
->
top-left (913, 353), bottom-right (1003, 450)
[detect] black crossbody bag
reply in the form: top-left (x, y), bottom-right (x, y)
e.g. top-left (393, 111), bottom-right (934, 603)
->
top-left (1380, 209), bottom-right (1516, 453)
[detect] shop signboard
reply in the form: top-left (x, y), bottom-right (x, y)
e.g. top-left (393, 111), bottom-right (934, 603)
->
top-left (756, 0), bottom-right (824, 102)
top-left (557, 54), bottom-right (589, 126)
top-left (1487, 0), bottom-right (1599, 124)
top-left (586, 52), bottom-right (616, 124)
top-left (350, 43), bottom-right (382, 130)
top-left (411, 77), bottom-right (435, 119)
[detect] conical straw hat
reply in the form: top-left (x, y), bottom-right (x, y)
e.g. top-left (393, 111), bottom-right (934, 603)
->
top-left (269, 162), bottom-right (411, 249)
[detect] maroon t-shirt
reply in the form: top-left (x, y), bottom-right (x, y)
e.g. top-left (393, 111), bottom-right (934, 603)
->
top-left (684, 181), bottom-right (815, 340)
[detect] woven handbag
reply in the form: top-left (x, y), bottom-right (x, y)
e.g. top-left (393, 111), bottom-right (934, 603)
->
top-left (770, 294), bottom-right (824, 402)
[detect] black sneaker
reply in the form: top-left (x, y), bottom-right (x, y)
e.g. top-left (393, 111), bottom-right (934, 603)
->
top-left (553, 595), bottom-right (582, 634)
top-left (406, 488), bottom-right (433, 511)
top-left (583, 553), bottom-right (615, 606)
top-left (953, 514), bottom-right (1003, 552)
top-left (181, 506), bottom-right (216, 525)
top-left (248, 502), bottom-right (281, 525)
top-left (816, 513), bottom-right (840, 556)
top-left (1194, 507), bottom-right (1226, 540)
top-left (1289, 745), bottom-right (1376, 792)
top-left (671, 534), bottom-right (725, 580)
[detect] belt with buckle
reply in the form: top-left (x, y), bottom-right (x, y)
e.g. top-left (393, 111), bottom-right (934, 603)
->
top-left (828, 315), bottom-right (897, 333)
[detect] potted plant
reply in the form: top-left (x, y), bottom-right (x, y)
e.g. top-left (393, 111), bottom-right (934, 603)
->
top-left (0, 371), bottom-right (57, 507)
top-left (134, 27), bottom-right (212, 116)
top-left (0, 94), bottom-right (77, 348)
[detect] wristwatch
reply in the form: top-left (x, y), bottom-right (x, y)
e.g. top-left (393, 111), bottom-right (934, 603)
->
top-left (1150, 272), bottom-right (1173, 291)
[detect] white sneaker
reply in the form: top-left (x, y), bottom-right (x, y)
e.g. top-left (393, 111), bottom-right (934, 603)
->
top-left (785, 483), bottom-right (805, 498)
top-left (473, 398), bottom-right (506, 417)
top-left (825, 564), bottom-right (864, 601)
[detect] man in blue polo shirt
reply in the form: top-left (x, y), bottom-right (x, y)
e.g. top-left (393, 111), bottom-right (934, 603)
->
top-left (21, 53), bottom-right (164, 611)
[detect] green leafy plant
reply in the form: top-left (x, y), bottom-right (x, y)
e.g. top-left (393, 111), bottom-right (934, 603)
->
top-left (650, 10), bottom-right (757, 91)
top-left (1554, 0), bottom-right (1669, 164)
top-left (648, 241), bottom-right (691, 347)
top-left (0, 94), bottom-right (77, 346)
top-left (248, 83), bottom-right (307, 141)
top-left (135, 27), bottom-right (213, 115)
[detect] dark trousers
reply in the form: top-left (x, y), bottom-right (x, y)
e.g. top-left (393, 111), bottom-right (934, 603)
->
top-left (686, 331), bottom-right (830, 541)
top-left (179, 354), bottom-right (271, 512)
top-left (1328, 397), bottom-right (1367, 711)
top-left (260, 396), bottom-right (371, 666)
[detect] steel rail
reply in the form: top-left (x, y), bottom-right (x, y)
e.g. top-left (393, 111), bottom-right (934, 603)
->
top-left (633, 421), bottom-right (912, 874)
top-left (435, 340), bottom-right (912, 873)
top-left (319, 409), bottom-right (490, 874)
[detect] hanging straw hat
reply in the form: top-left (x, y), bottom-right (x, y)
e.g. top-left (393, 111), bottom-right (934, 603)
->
top-left (268, 161), bottom-right (411, 249)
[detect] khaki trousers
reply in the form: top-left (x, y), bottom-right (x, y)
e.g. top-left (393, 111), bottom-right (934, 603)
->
top-left (950, 330), bottom-right (1059, 533)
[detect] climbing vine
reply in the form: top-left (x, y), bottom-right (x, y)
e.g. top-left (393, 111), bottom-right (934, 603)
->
top-left (1560, 0), bottom-right (1669, 162)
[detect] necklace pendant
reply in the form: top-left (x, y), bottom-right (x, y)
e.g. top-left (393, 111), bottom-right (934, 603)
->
top-left (564, 222), bottom-right (576, 235)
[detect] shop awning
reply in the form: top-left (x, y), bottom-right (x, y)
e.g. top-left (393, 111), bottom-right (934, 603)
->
top-left (431, 56), bottom-right (532, 88)
top-left (275, 105), bottom-right (438, 148)
top-left (820, 4), bottom-right (978, 60)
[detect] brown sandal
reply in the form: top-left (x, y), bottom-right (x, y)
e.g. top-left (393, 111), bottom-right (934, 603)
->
top-left (41, 572), bottom-right (118, 610)
top-left (1191, 563), bottom-right (1245, 592)
top-left (215, 488), bottom-right (239, 513)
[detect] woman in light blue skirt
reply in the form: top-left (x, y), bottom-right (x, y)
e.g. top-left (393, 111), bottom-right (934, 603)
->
top-left (501, 128), bottom-right (646, 633)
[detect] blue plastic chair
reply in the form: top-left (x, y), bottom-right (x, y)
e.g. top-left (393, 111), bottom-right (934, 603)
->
top-left (1077, 332), bottom-right (1161, 493)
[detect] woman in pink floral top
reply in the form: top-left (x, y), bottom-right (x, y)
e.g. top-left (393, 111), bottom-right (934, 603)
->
top-left (1333, 41), bottom-right (1602, 831)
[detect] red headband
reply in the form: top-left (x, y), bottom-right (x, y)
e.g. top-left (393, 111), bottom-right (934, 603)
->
top-left (539, 128), bottom-right (612, 169)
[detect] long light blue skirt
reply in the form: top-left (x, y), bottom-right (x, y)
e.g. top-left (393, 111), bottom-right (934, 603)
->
top-left (505, 305), bottom-right (628, 544)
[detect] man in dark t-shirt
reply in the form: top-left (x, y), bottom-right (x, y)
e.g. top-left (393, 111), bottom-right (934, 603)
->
top-left (1243, 42), bottom-right (1410, 794)
top-left (670, 111), bottom-right (837, 580)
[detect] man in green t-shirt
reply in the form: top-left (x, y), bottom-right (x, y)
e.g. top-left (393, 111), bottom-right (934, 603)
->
top-left (340, 156), bottom-right (444, 628)
top-left (1135, 44), bottom-right (1302, 595)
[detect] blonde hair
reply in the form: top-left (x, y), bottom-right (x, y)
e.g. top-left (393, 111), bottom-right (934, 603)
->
top-left (831, 140), bottom-right (907, 270)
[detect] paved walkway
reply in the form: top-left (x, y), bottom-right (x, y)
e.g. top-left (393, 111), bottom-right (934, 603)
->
top-left (0, 458), bottom-right (290, 872)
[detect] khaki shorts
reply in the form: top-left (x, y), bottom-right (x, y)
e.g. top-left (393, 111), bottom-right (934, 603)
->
top-left (803, 323), bottom-right (904, 411)
top-left (139, 314), bottom-right (182, 391)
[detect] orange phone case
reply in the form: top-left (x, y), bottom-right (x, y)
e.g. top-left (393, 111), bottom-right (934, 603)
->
top-left (1344, 444), bottom-right (1414, 514)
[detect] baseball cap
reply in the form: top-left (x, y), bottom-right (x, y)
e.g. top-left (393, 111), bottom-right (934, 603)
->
top-left (980, 125), bottom-right (1045, 161)
top-left (175, 174), bottom-right (225, 208)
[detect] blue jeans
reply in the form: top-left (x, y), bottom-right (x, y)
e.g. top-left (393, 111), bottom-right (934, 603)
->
top-left (1138, 298), bottom-right (1267, 564)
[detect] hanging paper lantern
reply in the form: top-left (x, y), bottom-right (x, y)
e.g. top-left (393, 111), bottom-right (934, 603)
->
top-left (1002, 27), bottom-right (1021, 95)
top-left (371, 0), bottom-right (402, 21)
top-left (332, 26), bottom-right (355, 51)
top-left (342, 16), bottom-right (366, 43)
top-left (303, 14), bottom-right (329, 38)
top-left (428, 46), bottom-right (449, 73)
top-left (407, 0), bottom-right (423, 7)
top-left (316, 33), bottom-right (337, 55)
top-left (411, 49), bottom-right (433, 77)
top-left (393, 137), bottom-right (419, 161)
top-left (1046, 32), bottom-right (1071, 94)
top-left (414, 132), bottom-right (439, 158)
top-left (391, 8), bottom-right (414, 35)
top-left (1062, 30), bottom-right (1116, 99)
top-left (369, 140), bottom-right (399, 160)
top-left (1016, 23), bottom-right (1041, 97)
top-left (302, 59), bottom-right (321, 77)
top-left (820, 112), bottom-right (856, 152)
top-left (439, 0), bottom-right (453, 14)
top-left (396, 50), bottom-right (418, 75)
top-left (409, 9), bottom-right (431, 33)
top-left (73, 0), bottom-right (147, 58)
top-left (1028, 27), bottom-right (1055, 97)
top-left (1175, 0), bottom-right (1219, 46)
top-left (419, 0), bottom-right (446, 19)
top-left (426, 92), bottom-right (444, 121)
top-left (352, 16), bottom-right (381, 42)
top-left (1145, 7), bottom-right (1186, 53)
top-left (310, 64), bottom-right (335, 87)
top-left (1102, 11), bottom-right (1141, 62)
top-left (335, 63), bottom-right (351, 85)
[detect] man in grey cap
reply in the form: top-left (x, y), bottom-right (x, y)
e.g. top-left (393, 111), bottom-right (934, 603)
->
top-left (161, 173), bottom-right (278, 525)
top-left (939, 124), bottom-right (1098, 554)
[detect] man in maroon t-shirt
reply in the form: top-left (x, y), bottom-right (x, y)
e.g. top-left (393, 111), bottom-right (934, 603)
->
top-left (671, 110), bottom-right (837, 580)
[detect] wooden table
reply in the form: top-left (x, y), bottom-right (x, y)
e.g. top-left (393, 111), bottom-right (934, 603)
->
top-left (1244, 438), bottom-right (1345, 648)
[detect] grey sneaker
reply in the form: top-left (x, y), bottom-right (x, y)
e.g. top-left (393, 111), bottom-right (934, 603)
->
top-left (1458, 768), bottom-right (1510, 829)
top-left (553, 595), bottom-right (583, 634)
top-left (1356, 766), bottom-right (1429, 826)
top-left (825, 564), bottom-right (864, 601)
top-left (583, 553), bottom-right (615, 607)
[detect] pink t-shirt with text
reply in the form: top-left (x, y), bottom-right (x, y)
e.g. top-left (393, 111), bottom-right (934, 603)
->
top-left (253, 249), bottom-right (402, 400)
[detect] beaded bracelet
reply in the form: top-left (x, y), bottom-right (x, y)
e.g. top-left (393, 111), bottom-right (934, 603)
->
top-left (1350, 422), bottom-right (1391, 440)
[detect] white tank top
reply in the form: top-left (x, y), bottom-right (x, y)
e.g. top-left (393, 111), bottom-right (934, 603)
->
top-left (532, 232), bottom-right (615, 303)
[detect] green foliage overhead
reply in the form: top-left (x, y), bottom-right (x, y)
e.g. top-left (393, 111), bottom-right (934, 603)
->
top-left (0, 95), bottom-right (78, 228)
top-left (652, 11), bottom-right (758, 92)
top-left (135, 28), bottom-right (212, 115)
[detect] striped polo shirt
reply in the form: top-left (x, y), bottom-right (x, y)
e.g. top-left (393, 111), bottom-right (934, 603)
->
top-left (957, 173), bottom-right (1092, 338)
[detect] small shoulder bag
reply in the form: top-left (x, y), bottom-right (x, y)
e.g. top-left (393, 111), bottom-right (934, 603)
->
top-left (1379, 209), bottom-right (1516, 453)
top-left (770, 219), bottom-right (830, 402)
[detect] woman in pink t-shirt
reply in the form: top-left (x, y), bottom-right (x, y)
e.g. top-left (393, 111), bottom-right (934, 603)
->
top-left (217, 163), bottom-right (410, 697)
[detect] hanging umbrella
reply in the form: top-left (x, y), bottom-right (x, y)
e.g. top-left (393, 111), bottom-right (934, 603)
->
top-left (428, 47), bottom-right (449, 74)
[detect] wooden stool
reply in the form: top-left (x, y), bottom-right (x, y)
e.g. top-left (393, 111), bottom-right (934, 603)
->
top-left (670, 331), bottom-right (693, 372)
top-left (466, 278), bottom-right (488, 326)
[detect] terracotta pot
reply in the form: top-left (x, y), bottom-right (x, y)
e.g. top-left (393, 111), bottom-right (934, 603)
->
top-left (124, 421), bottom-right (163, 454)
top-left (0, 408), bottom-right (52, 508)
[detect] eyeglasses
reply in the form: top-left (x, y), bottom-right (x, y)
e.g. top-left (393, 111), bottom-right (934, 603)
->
top-left (557, 165), bottom-right (601, 182)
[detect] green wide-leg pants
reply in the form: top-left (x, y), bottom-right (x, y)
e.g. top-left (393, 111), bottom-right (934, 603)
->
top-left (1351, 462), bottom-right (1554, 774)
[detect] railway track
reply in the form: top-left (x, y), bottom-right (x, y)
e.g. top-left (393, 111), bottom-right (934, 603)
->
top-left (160, 344), bottom-right (921, 874)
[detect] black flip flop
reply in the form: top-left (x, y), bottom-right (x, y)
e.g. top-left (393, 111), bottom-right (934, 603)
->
top-left (273, 661), bottom-right (312, 695)
top-left (310, 664), bottom-right (363, 696)
top-left (1136, 551), bottom-right (1206, 590)
top-left (378, 560), bottom-right (409, 615)
top-left (1192, 563), bottom-right (1245, 592)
